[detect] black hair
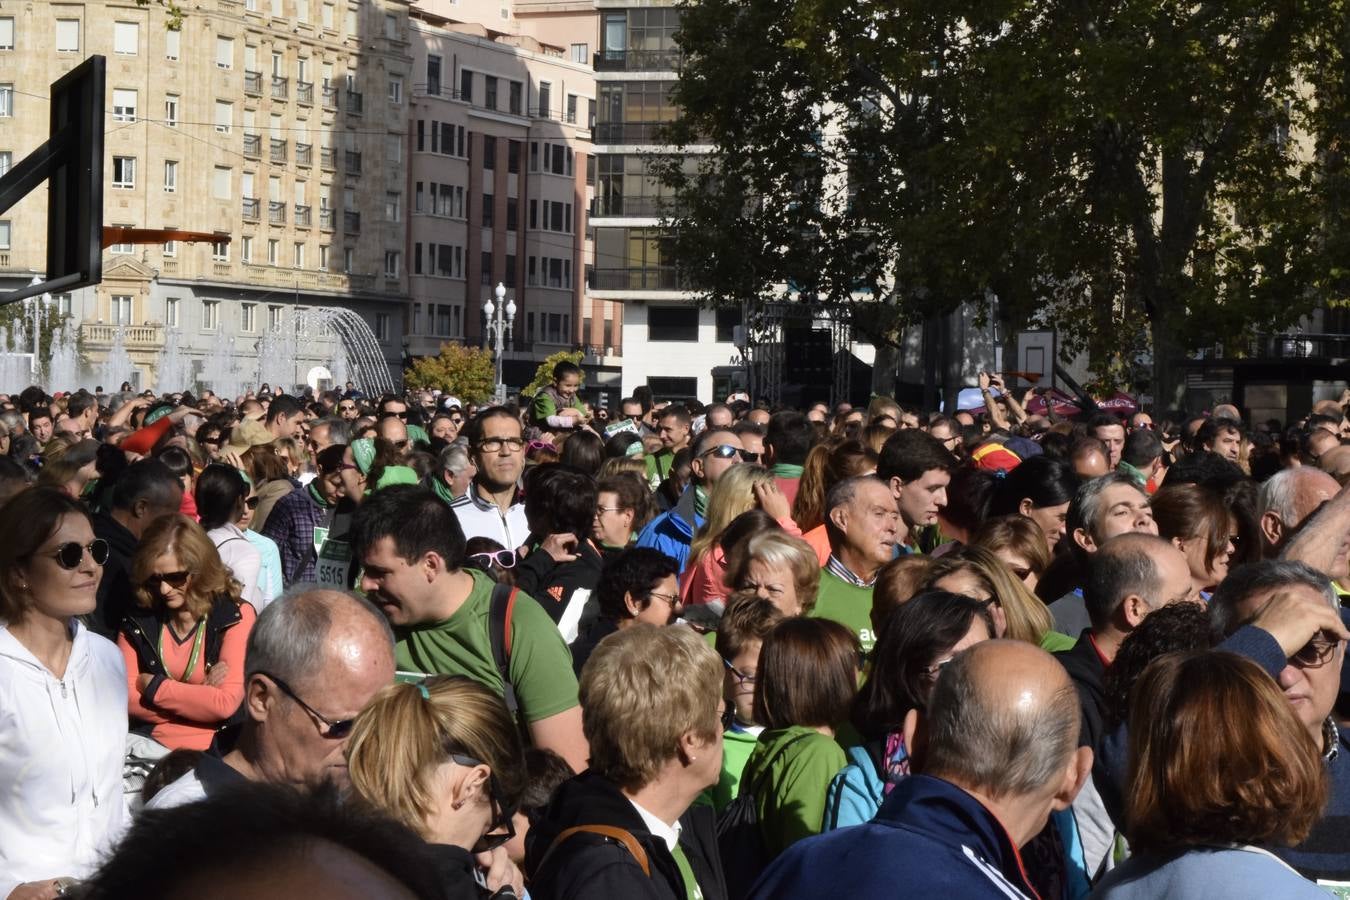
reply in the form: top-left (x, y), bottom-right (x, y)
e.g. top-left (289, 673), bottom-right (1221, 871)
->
top-left (877, 429), bottom-right (956, 483)
top-left (27, 407), bottom-right (52, 425)
top-left (595, 547), bottom-right (680, 620)
top-left (111, 458), bottom-right (181, 513)
top-left (66, 392), bottom-right (98, 420)
top-left (603, 431), bottom-right (643, 459)
top-left (1161, 450), bottom-right (1246, 492)
top-left (155, 446), bottom-right (194, 480)
top-left (1103, 601), bottom-right (1215, 729)
top-left (463, 406), bottom-right (520, 447)
top-left (194, 464), bottom-right (249, 530)
top-left (657, 404), bottom-right (692, 427)
top-left (524, 465), bottom-right (598, 540)
top-left (989, 455), bottom-right (1079, 516)
top-left (942, 467), bottom-right (997, 536)
top-left (350, 484), bottom-right (466, 568)
top-left (764, 411), bottom-right (815, 466)
top-left (519, 748), bottom-right (576, 823)
top-left (1088, 412), bottom-right (1125, 433)
top-left (1122, 427), bottom-right (1163, 468)
top-left (559, 429), bottom-right (604, 478)
top-left (264, 394), bottom-right (303, 425)
top-left (79, 781), bottom-right (448, 900)
top-left (553, 360), bottom-right (582, 381)
top-left (1192, 416), bottom-right (1242, 454)
top-left (315, 443), bottom-right (348, 474)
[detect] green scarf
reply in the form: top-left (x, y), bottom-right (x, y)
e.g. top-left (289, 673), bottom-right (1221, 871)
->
top-left (694, 485), bottom-right (709, 518)
top-left (772, 463), bottom-right (804, 479)
top-left (430, 475), bottom-right (456, 507)
top-left (307, 481), bottom-right (332, 509)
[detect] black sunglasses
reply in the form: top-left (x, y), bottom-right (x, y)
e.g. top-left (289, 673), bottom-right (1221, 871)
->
top-left (143, 570), bottom-right (190, 592)
top-left (245, 496), bottom-right (260, 509)
top-left (447, 750), bottom-right (518, 853)
top-left (46, 539), bottom-right (110, 569)
top-left (701, 444), bottom-right (757, 462)
top-left (259, 671), bottom-right (356, 739)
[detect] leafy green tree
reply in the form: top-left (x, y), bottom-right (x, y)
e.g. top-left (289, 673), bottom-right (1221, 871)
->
top-left (665, 0), bottom-right (1350, 404)
top-left (403, 342), bottom-right (496, 402)
top-left (0, 301), bottom-right (72, 385)
top-left (521, 350), bottom-right (585, 400)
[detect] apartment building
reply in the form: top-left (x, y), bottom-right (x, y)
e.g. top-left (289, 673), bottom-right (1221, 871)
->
top-left (0, 0), bottom-right (409, 391)
top-left (403, 0), bottom-right (618, 401)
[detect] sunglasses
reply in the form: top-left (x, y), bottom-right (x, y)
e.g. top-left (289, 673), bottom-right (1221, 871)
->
top-left (701, 444), bottom-right (757, 462)
top-left (45, 539), bottom-right (111, 569)
top-left (260, 671), bottom-right (356, 738)
top-left (469, 549), bottom-right (517, 570)
top-left (245, 496), bottom-right (260, 509)
top-left (143, 570), bottom-right (190, 592)
top-left (1291, 631), bottom-right (1341, 669)
top-left (447, 750), bottom-right (517, 853)
top-left (387, 411), bottom-right (409, 419)
top-left (339, 405), bottom-right (357, 412)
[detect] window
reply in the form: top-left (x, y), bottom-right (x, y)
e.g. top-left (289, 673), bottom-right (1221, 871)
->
top-left (202, 300), bottom-right (219, 330)
top-left (0, 220), bottom-right (9, 250)
top-left (269, 305), bottom-right (284, 331)
top-left (212, 166), bottom-right (231, 199)
top-left (272, 0), bottom-right (284, 16)
top-left (426, 55), bottom-right (441, 95)
top-left (216, 35), bottom-right (233, 68)
top-left (481, 251), bottom-right (492, 285)
top-left (241, 236), bottom-right (253, 262)
top-left (211, 239), bottom-right (229, 262)
top-left (538, 81), bottom-right (551, 117)
top-left (385, 192), bottom-right (400, 222)
top-left (112, 156), bottom-right (136, 189)
top-left (296, 0), bottom-right (309, 23)
top-left (322, 3), bottom-right (334, 28)
top-left (345, 6), bottom-right (356, 34)
top-left (113, 21), bottom-right (138, 55)
top-left (508, 140), bottom-right (520, 174)
top-left (267, 239), bottom-right (279, 265)
top-left (0, 84), bottom-right (11, 117)
top-left (318, 245), bottom-right (329, 271)
top-left (385, 134), bottom-right (402, 164)
top-left (293, 242), bottom-right (305, 268)
top-left (164, 94), bottom-right (179, 127)
top-left (241, 303), bottom-right (257, 332)
top-left (112, 295), bottom-right (133, 325)
top-left (0, 152), bottom-right (10, 176)
top-left (481, 193), bottom-right (493, 228)
top-left (164, 160), bottom-right (178, 193)
top-left (459, 68), bottom-right (472, 103)
top-left (109, 224), bottom-right (133, 253)
top-left (165, 28), bottom-right (180, 60)
top-left (214, 100), bottom-right (232, 133)
top-left (485, 75), bottom-right (497, 110)
top-left (384, 13), bottom-right (397, 39)
top-left (570, 43), bottom-right (587, 64)
top-left (509, 81), bottom-right (522, 115)
top-left (55, 19), bottom-right (80, 53)
top-left (166, 298), bottom-right (180, 328)
top-left (567, 94), bottom-right (578, 124)
top-left (112, 89), bottom-right (137, 122)
top-left (384, 251), bottom-right (399, 278)
top-left (648, 306), bottom-right (699, 341)
top-left (504, 253), bottom-right (516, 287)
top-left (649, 376), bottom-right (698, 398)
top-left (388, 75), bottom-right (402, 104)
top-left (483, 135), bottom-right (495, 169)
top-left (375, 313), bottom-right (390, 341)
top-left (715, 307), bottom-right (742, 343)
top-left (506, 200), bottom-right (517, 232)
top-left (343, 247), bottom-right (354, 273)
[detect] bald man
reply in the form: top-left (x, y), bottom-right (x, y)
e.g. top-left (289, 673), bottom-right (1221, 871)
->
top-left (752, 641), bottom-right (1091, 899)
top-left (1307, 428), bottom-right (1340, 466)
top-left (1321, 445), bottom-right (1350, 487)
top-left (1258, 468), bottom-right (1342, 561)
top-left (148, 589), bottom-right (396, 808)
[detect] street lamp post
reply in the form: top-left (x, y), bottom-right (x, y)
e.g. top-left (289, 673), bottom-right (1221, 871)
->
top-left (483, 282), bottom-right (516, 404)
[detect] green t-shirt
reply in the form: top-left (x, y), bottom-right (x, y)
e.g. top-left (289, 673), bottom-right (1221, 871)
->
top-left (741, 725), bottom-right (847, 859)
top-left (708, 727), bottom-right (760, 812)
top-left (394, 569), bottom-right (579, 724)
top-left (811, 568), bottom-right (877, 652)
top-left (645, 449), bottom-right (675, 489)
top-left (531, 389), bottom-right (585, 424)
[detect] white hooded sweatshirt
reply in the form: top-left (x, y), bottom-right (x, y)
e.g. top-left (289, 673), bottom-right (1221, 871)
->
top-left (0, 619), bottom-right (128, 897)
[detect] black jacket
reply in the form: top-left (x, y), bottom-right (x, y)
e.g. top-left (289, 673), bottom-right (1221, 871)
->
top-left (525, 770), bottom-right (726, 900)
top-left (513, 538), bottom-right (604, 627)
top-left (425, 843), bottom-right (492, 900)
top-left (119, 594), bottom-right (246, 731)
top-left (1054, 628), bottom-right (1108, 751)
top-left (91, 512), bottom-right (139, 639)
top-left (568, 617), bottom-right (619, 677)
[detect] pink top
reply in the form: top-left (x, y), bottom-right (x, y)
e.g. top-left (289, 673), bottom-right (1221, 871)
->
top-left (680, 515), bottom-right (803, 606)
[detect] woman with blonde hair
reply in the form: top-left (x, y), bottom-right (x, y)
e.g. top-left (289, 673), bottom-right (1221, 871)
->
top-left (347, 675), bottom-right (528, 898)
top-left (36, 435), bottom-right (101, 499)
top-left (681, 464), bottom-right (798, 607)
top-left (118, 514), bottom-right (255, 751)
top-left (969, 514), bottom-right (1051, 592)
top-left (922, 547), bottom-right (1071, 651)
top-left (729, 529), bottom-right (822, 616)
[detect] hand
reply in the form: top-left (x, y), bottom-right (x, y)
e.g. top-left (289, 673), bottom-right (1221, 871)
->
top-left (475, 846), bottom-right (524, 898)
top-left (205, 662), bottom-right (229, 687)
top-left (539, 533), bottom-right (579, 564)
top-left (135, 673), bottom-right (154, 692)
top-left (168, 406), bottom-right (198, 423)
top-left (8, 880), bottom-right (63, 900)
top-left (219, 449), bottom-right (246, 470)
top-left (1249, 589), bottom-right (1350, 658)
top-left (989, 373), bottom-right (1006, 392)
top-left (978, 371), bottom-right (991, 391)
top-left (754, 480), bottom-right (792, 521)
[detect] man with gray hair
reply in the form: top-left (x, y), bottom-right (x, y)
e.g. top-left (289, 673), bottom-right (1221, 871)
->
top-left (1046, 473), bottom-right (1158, 635)
top-left (427, 442), bottom-right (475, 507)
top-left (816, 475), bottom-right (901, 652)
top-left (147, 588), bottom-right (395, 808)
top-left (1260, 468), bottom-right (1350, 597)
top-left (751, 641), bottom-right (1091, 899)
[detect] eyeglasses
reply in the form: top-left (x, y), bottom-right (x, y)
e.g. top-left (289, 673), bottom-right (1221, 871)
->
top-left (45, 539), bottom-right (111, 570)
top-left (924, 656), bottom-right (956, 678)
top-left (338, 405), bottom-right (357, 412)
top-left (245, 496), bottom-right (261, 509)
top-left (386, 410), bottom-right (409, 420)
top-left (393, 439), bottom-right (409, 450)
top-left (722, 657), bottom-right (756, 685)
top-left (143, 570), bottom-right (190, 593)
top-left (477, 437), bottom-right (527, 453)
top-left (596, 505), bottom-right (627, 515)
top-left (446, 749), bottom-right (518, 853)
top-left (1290, 631), bottom-right (1341, 669)
top-left (647, 590), bottom-right (681, 609)
top-left (469, 549), bottom-right (517, 570)
top-left (528, 439), bottom-right (558, 453)
top-left (701, 444), bottom-right (756, 462)
top-left (258, 671), bottom-right (356, 739)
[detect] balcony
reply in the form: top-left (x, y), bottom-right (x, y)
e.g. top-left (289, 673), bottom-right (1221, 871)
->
top-left (243, 132), bottom-right (261, 158)
top-left (295, 142), bottom-right (312, 166)
top-left (296, 81), bottom-right (313, 105)
top-left (244, 70), bottom-right (263, 95)
top-left (346, 91), bottom-right (363, 116)
top-left (80, 323), bottom-right (165, 350)
top-left (319, 208), bottom-right (334, 229)
top-left (322, 85), bottom-right (338, 109)
top-left (591, 266), bottom-right (684, 291)
top-left (344, 211), bottom-right (361, 233)
top-left (268, 201), bottom-right (286, 225)
top-left (592, 48), bottom-right (681, 72)
top-left (593, 196), bottom-right (670, 218)
top-left (270, 138), bottom-right (287, 164)
top-left (242, 197), bottom-right (261, 221)
top-left (271, 76), bottom-right (289, 101)
top-left (320, 147), bottom-right (336, 169)
top-left (594, 122), bottom-right (677, 144)
top-left (294, 204), bottom-right (311, 227)
top-left (345, 150), bottom-right (362, 175)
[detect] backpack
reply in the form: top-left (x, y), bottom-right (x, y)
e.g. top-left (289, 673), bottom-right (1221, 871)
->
top-left (716, 732), bottom-right (813, 900)
top-left (487, 581), bottom-right (524, 731)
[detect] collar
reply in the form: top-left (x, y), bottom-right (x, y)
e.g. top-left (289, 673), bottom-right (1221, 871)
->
top-left (628, 798), bottom-right (681, 853)
top-left (772, 463), bottom-right (804, 479)
top-left (1087, 632), bottom-right (1113, 669)
top-left (197, 723), bottom-right (249, 797)
top-left (827, 554), bottom-right (875, 588)
top-left (468, 480), bottom-right (523, 512)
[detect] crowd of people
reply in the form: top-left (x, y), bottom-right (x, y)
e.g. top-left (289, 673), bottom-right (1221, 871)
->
top-left (1, 363), bottom-right (1349, 899)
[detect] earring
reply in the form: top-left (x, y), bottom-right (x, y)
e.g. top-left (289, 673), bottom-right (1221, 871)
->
top-left (451, 799), bottom-right (464, 810)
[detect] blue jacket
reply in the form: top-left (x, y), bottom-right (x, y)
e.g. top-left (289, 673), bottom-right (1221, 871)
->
top-left (749, 774), bottom-right (1041, 899)
top-left (1090, 846), bottom-right (1333, 899)
top-left (635, 486), bottom-right (702, 574)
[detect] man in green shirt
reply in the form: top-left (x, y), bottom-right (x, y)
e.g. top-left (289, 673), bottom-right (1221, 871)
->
top-left (350, 483), bottom-right (589, 773)
top-left (645, 404), bottom-right (692, 489)
top-left (812, 475), bottom-right (901, 652)
top-left (530, 360), bottom-right (590, 431)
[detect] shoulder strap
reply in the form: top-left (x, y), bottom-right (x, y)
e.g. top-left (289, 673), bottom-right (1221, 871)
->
top-left (540, 825), bottom-right (651, 878)
top-left (488, 582), bottom-right (520, 722)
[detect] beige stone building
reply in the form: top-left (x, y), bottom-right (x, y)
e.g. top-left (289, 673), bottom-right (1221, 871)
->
top-left (0, 0), bottom-right (411, 392)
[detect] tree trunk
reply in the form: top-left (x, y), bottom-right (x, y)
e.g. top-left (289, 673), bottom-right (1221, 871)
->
top-left (1150, 313), bottom-right (1187, 414)
top-left (871, 340), bottom-right (900, 401)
